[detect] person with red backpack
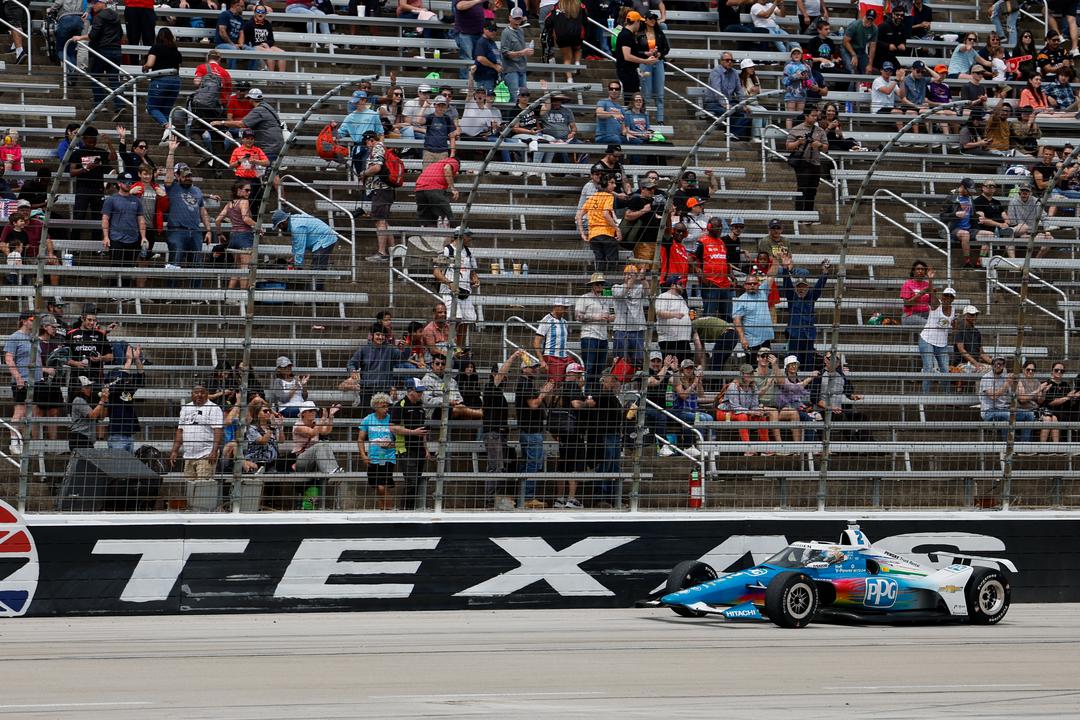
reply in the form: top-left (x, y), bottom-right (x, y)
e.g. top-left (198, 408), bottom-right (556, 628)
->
top-left (359, 130), bottom-right (396, 262)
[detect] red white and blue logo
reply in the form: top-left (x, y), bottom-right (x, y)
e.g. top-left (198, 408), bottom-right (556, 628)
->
top-left (0, 499), bottom-right (38, 617)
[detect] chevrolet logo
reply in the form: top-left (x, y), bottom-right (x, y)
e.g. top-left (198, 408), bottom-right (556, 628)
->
top-left (939, 585), bottom-right (963, 593)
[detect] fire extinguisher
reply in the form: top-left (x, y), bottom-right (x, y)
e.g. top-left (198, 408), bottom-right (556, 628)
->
top-left (688, 468), bottom-right (703, 509)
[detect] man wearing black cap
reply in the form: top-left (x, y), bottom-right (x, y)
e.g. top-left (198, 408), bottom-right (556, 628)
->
top-left (842, 9), bottom-right (877, 75)
top-left (591, 144), bottom-right (631, 197)
top-left (472, 21), bottom-right (504, 94)
top-left (672, 169), bottom-right (719, 215)
top-left (102, 170), bottom-right (149, 273)
top-left (68, 126), bottom-right (115, 242)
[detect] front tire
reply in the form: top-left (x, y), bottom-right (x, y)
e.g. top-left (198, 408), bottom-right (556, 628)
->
top-left (664, 560), bottom-right (717, 617)
top-left (764, 571), bottom-right (819, 628)
top-left (966, 567), bottom-right (1011, 624)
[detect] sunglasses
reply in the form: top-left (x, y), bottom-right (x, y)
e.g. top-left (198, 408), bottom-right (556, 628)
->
top-left (1053, 367), bottom-right (1065, 372)
top-left (255, 8), bottom-right (267, 13)
top-left (721, 58), bottom-right (733, 63)
top-left (260, 408), bottom-right (272, 413)
top-left (432, 360), bottom-right (445, 365)
top-left (135, 144), bottom-right (147, 149)
top-left (608, 86), bottom-right (621, 91)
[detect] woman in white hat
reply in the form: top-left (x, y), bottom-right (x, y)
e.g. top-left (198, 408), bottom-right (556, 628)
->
top-left (269, 356), bottom-right (309, 417)
top-left (776, 355), bottom-right (820, 442)
top-left (290, 400), bottom-right (342, 508)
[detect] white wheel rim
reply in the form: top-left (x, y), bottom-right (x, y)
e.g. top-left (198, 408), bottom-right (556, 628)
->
top-left (979, 579), bottom-right (1006, 615)
top-left (787, 583), bottom-right (814, 620)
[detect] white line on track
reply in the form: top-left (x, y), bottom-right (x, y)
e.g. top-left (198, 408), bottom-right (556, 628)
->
top-left (823, 684), bottom-right (1043, 691)
top-left (369, 691), bottom-right (606, 700)
top-left (0, 702), bottom-right (152, 710)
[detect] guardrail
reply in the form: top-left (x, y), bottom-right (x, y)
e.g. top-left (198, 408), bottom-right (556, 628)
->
top-left (871, 188), bottom-right (953, 285)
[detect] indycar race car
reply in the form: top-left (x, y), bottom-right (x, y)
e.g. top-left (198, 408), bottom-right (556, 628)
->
top-left (641, 523), bottom-right (1015, 628)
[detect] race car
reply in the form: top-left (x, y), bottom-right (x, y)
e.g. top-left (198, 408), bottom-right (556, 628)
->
top-left (641, 523), bottom-right (1015, 628)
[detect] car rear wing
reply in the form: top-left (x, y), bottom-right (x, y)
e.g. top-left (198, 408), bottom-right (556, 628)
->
top-left (927, 552), bottom-right (1018, 574)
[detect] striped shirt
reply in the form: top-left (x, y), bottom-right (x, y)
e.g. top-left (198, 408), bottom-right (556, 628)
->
top-left (536, 313), bottom-right (570, 358)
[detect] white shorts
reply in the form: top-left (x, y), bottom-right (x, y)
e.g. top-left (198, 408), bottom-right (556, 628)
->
top-left (441, 293), bottom-right (478, 323)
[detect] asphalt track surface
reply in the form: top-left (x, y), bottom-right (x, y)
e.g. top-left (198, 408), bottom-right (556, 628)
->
top-left (2, 605), bottom-right (1079, 719)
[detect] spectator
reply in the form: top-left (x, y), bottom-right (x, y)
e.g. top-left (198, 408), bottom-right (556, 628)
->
top-left (898, 60), bottom-right (934, 114)
top-left (595, 81), bottom-right (627, 145)
top-left (163, 141), bottom-right (213, 280)
top-left (65, 306), bottom-right (112, 393)
top-left (1011, 31), bottom-right (1038, 78)
top-left (871, 62), bottom-right (904, 117)
top-left (420, 302), bottom-right (450, 361)
top-left (873, 6), bottom-right (908, 69)
top-left (803, 19), bottom-right (840, 99)
top-left (4, 311), bottom-right (48, 454)
top-left (669, 358), bottom-right (708, 442)
top-left (732, 273), bottom-right (775, 355)
top-left (612, 264), bottom-right (647, 367)
top-left (705, 52), bottom-right (749, 138)
top-left (1019, 74), bottom-right (1055, 113)
top-left (269, 208), bottom-right (339, 279)
top-left (241, 401), bottom-right (283, 474)
top-left (212, 181), bottom-right (255, 290)
top-left (500, 8), bottom-right (532, 100)
top-left (357, 393), bottom-right (397, 510)
top-left (809, 350), bottom-right (863, 424)
top-left (779, 254), bottom-right (828, 368)
top-left (69, 376), bottom-right (106, 451)
top-left (1043, 361), bottom-right (1076, 443)
top-left (576, 274), bottom-right (613, 391)
top-left (591, 144), bottom-right (630, 195)
top-left (290, 402), bottom-right (342, 505)
top-left (717, 0), bottom-right (755, 33)
top-left (225, 83), bottom-right (256, 140)
top-left (188, 51), bottom-right (232, 163)
top-left (336, 91), bottom-right (382, 175)
top-left (459, 83), bottom-right (502, 147)
top-left (390, 378), bottom-right (431, 510)
top-left (900, 259), bottom-right (931, 327)
top-left (217, 88), bottom-right (284, 166)
top-left (284, 0), bottom-right (331, 40)
top-left (415, 156), bottom-right (460, 227)
top-left (722, 213), bottom-right (750, 271)
top-left (751, 0), bottom-right (791, 52)
top-left (433, 231), bottom-right (479, 354)
top-left (33, 315), bottom-right (65, 441)
top-left (269, 356), bottom-right (309, 417)
top-left (514, 356), bottom-right (550, 509)
top-left (784, 104), bottom-right (828, 213)
top-left (961, 108), bottom-right (996, 156)
top-left (473, 20), bottom-right (506, 92)
top-left (615, 12), bottom-right (658, 101)
top-left (979, 357), bottom-right (1034, 440)
top-left (403, 84), bottom-right (435, 139)
top-left (244, 4), bottom-right (286, 72)
top-left (116, 125), bottom-right (158, 175)
top-left (972, 179), bottom-right (1010, 257)
top-left (454, 0), bottom-right (486, 79)
top-left (422, 96), bottom-right (458, 164)
top-left (141, 28), bottom-right (182, 127)
top-left (359, 131), bottom-right (394, 262)
top-left (52, 0), bottom-right (87, 72)
top-left (717, 363), bottom-right (770, 455)
top-left (948, 177), bottom-right (978, 270)
top-left (843, 9), bottom-right (877, 75)
top-left (948, 32), bottom-right (992, 78)
top-left (228, 130), bottom-right (268, 199)
top-left (818, 101), bottom-right (859, 152)
top-left (983, 103), bottom-right (1024, 156)
top-left (537, 92), bottom-right (580, 164)
top-left (69, 127), bottom-right (115, 243)
top-left (990, 0), bottom-right (1017, 49)
top-left (672, 169), bottom-right (718, 215)
top-left (660, 223), bottom-right (692, 287)
top-left (783, 48), bottom-right (814, 126)
top-left (796, 0), bottom-right (827, 32)
top-left (101, 346), bottom-right (144, 453)
top-left (535, 298), bottom-right (572, 383)
top-left (954, 304), bottom-right (993, 374)
top-left (549, 363), bottom-right (589, 508)
top-left (1046, 67), bottom-right (1079, 112)
top-left (591, 372), bottom-right (625, 506)
top-left (1006, 183), bottom-right (1052, 258)
top-left (169, 381), bottom-right (224, 482)
top-left (653, 276), bottom-right (692, 359)
top-left (421, 354), bottom-right (483, 420)
top-left (638, 12), bottom-right (669, 123)
top-left (1036, 33), bottom-right (1069, 81)
top-left (215, 0), bottom-right (245, 69)
top-left (622, 175), bottom-right (663, 253)
top-left (481, 351), bottom-right (521, 507)
top-left (101, 170), bottom-right (149, 273)
top-left (1046, 1), bottom-right (1079, 58)
top-left (1017, 362), bottom-right (1055, 443)
top-left (917, 270), bottom-right (955, 394)
top-left (77, 0), bottom-right (124, 118)
top-left (344, 322), bottom-right (408, 410)
top-left (776, 356), bottom-right (820, 442)
top-left (577, 173), bottom-right (621, 273)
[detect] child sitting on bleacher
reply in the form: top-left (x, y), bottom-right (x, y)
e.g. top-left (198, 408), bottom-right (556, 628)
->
top-left (0, 130), bottom-right (23, 172)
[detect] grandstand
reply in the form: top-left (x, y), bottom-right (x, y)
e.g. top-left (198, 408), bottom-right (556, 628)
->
top-left (0, 0), bottom-right (1078, 515)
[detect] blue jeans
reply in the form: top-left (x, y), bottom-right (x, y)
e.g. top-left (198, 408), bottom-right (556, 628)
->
top-left (842, 47), bottom-right (869, 75)
top-left (580, 337), bottom-right (609, 393)
top-left (536, 138), bottom-right (581, 164)
top-left (216, 42), bottom-right (241, 69)
top-left (613, 330), bottom-right (644, 366)
top-left (918, 336), bottom-right (950, 394)
top-left (475, 77), bottom-right (496, 93)
top-left (90, 46), bottom-right (124, 112)
top-left (167, 229), bottom-right (205, 287)
top-left (597, 433), bottom-right (621, 500)
top-left (700, 285), bottom-right (732, 321)
top-left (107, 434), bottom-right (135, 453)
top-left (285, 3), bottom-right (330, 35)
top-left (519, 431), bottom-right (545, 499)
top-left (502, 70), bottom-right (527, 101)
top-left (982, 409), bottom-right (1035, 442)
top-left (763, 25), bottom-right (793, 52)
top-left (786, 333), bottom-right (817, 369)
top-left (147, 75), bottom-right (180, 126)
top-left (455, 32), bottom-right (480, 79)
top-left (640, 60), bottom-right (666, 123)
top-left (56, 14), bottom-right (84, 72)
top-left (991, 1), bottom-right (1018, 48)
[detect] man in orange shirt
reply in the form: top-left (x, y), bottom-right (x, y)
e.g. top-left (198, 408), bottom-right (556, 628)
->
top-left (575, 173), bottom-right (622, 274)
top-left (228, 129), bottom-right (269, 200)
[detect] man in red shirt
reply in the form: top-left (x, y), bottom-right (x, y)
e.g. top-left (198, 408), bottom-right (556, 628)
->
top-left (188, 50), bottom-right (232, 157)
top-left (415, 156), bottom-right (460, 227)
top-left (693, 216), bottom-right (735, 320)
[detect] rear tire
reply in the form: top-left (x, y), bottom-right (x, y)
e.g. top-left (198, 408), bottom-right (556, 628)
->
top-left (764, 571), bottom-right (819, 628)
top-left (966, 567), bottom-right (1011, 624)
top-left (664, 560), bottom-right (717, 617)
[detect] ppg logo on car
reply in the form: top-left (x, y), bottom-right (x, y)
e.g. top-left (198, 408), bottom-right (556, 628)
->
top-left (863, 577), bottom-right (898, 608)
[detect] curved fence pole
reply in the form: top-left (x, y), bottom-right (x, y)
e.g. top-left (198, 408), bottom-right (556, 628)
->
top-left (24, 69), bottom-right (178, 510)
top-left (434, 84), bottom-right (590, 511)
top-left (1001, 140), bottom-right (1080, 508)
top-left (230, 78), bottom-right (371, 511)
top-left (630, 89), bottom-right (785, 510)
top-left (818, 99), bottom-right (971, 510)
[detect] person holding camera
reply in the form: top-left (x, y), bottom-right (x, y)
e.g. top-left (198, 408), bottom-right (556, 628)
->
top-left (784, 104), bottom-right (828, 213)
top-left (170, 380), bottom-right (224, 482)
top-left (434, 231), bottom-right (479, 356)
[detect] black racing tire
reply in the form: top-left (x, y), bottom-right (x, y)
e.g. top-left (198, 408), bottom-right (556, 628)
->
top-left (966, 567), bottom-right (1011, 625)
top-left (764, 571), bottom-right (819, 628)
top-left (664, 560), bottom-right (718, 617)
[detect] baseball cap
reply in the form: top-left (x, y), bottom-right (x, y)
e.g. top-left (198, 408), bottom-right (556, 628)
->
top-left (686, 197), bottom-right (704, 209)
top-left (639, 178), bottom-right (657, 189)
top-left (361, 130), bottom-right (380, 143)
top-left (942, 286), bottom-right (957, 296)
top-left (483, 19), bottom-right (498, 31)
top-left (518, 87), bottom-right (532, 96)
top-left (963, 305), bottom-right (979, 315)
top-left (882, 61), bottom-right (895, 71)
top-left (247, 87), bottom-right (264, 100)
top-left (270, 209), bottom-right (290, 228)
top-left (419, 83), bottom-right (433, 93)
top-left (405, 377), bottom-right (427, 392)
top-left (15, 198), bottom-right (31, 208)
top-left (1019, 183), bottom-right (1033, 192)
top-left (960, 177), bottom-right (975, 190)
top-left (739, 363), bottom-right (755, 374)
top-left (649, 351), bottom-right (663, 361)
top-left (730, 215), bottom-right (745, 226)
top-left (39, 314), bottom-right (58, 327)
top-left (740, 58), bottom-right (755, 69)
top-left (626, 10), bottom-right (644, 21)
top-left (297, 400), bottom-right (318, 413)
top-left (566, 362), bottom-right (586, 375)
top-left (241, 129), bottom-right (255, 138)
top-left (865, 8), bottom-right (877, 19)
top-left (117, 171), bottom-right (135, 183)
top-left (680, 359), bottom-right (696, 369)
top-left (588, 272), bottom-right (606, 285)
top-left (275, 356), bottom-right (293, 368)
top-left (553, 297), bottom-right (569, 307)
top-left (784, 355), bottom-right (800, 366)
top-left (352, 90), bottom-right (368, 100)
top-left (78, 375), bottom-right (93, 387)
top-left (509, 6), bottom-right (524, 18)
top-left (682, 170), bottom-right (698, 183)
top-left (934, 64), bottom-right (948, 74)
top-left (434, 96), bottom-right (449, 105)
top-left (174, 163), bottom-right (193, 177)
top-left (768, 218), bottom-right (782, 229)
top-left (606, 143), bottom-right (622, 153)
top-left (912, 60), bottom-right (926, 70)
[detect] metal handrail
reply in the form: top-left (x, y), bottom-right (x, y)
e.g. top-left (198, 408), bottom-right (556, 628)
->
top-left (64, 39), bottom-right (137, 134)
top-left (761, 123), bottom-right (838, 221)
top-left (985, 254), bottom-right (1069, 356)
top-left (0, 0), bottom-right (31, 74)
top-left (279, 174), bottom-right (357, 281)
top-left (870, 188), bottom-right (953, 285)
top-left (643, 397), bottom-right (706, 493)
top-left (156, 122), bottom-right (233, 170)
top-left (1018, 1), bottom-right (1048, 40)
top-left (502, 316), bottom-right (584, 366)
top-left (168, 105), bottom-right (242, 154)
